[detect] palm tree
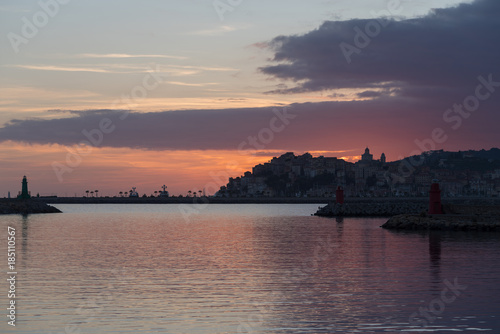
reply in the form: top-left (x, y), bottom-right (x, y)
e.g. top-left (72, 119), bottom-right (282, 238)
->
top-left (154, 191), bottom-right (158, 197)
top-left (119, 191), bottom-right (123, 197)
top-left (85, 190), bottom-right (89, 197)
top-left (188, 190), bottom-right (192, 197)
top-left (198, 190), bottom-right (202, 197)
top-left (90, 191), bottom-right (94, 197)
top-left (95, 190), bottom-right (99, 198)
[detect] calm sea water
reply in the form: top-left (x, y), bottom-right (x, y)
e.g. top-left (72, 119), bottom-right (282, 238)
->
top-left (0, 204), bottom-right (499, 333)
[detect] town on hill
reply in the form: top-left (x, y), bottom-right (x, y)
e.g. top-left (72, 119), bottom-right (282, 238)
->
top-left (216, 148), bottom-right (500, 198)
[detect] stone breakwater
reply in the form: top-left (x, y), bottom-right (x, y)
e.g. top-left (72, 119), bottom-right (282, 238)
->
top-left (314, 201), bottom-right (427, 217)
top-left (315, 200), bottom-right (500, 231)
top-left (381, 213), bottom-right (500, 231)
top-left (0, 200), bottom-right (61, 215)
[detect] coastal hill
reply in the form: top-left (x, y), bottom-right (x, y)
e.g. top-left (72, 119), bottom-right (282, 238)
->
top-left (216, 148), bottom-right (500, 198)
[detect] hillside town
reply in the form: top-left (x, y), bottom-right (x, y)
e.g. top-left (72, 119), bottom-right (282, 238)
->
top-left (216, 148), bottom-right (500, 198)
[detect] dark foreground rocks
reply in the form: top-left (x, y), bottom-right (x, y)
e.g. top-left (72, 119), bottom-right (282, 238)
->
top-left (381, 204), bottom-right (500, 231)
top-left (381, 213), bottom-right (500, 231)
top-left (314, 201), bottom-right (427, 217)
top-left (315, 200), bottom-right (500, 231)
top-left (0, 200), bottom-right (62, 215)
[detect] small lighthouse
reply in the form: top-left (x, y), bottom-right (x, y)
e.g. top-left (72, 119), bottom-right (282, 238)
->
top-left (18, 176), bottom-right (31, 199)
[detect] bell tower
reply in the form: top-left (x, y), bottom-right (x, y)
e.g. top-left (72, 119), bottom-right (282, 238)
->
top-left (361, 147), bottom-right (373, 162)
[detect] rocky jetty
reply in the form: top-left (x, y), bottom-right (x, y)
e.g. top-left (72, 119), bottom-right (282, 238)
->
top-left (381, 213), bottom-right (500, 231)
top-left (314, 201), bottom-right (427, 217)
top-left (381, 204), bottom-right (500, 231)
top-left (0, 200), bottom-right (61, 215)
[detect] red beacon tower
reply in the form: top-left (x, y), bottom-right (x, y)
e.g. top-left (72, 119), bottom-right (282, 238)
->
top-left (336, 186), bottom-right (344, 204)
top-left (429, 180), bottom-right (443, 214)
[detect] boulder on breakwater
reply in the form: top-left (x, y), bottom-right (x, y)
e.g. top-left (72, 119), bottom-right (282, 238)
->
top-left (0, 200), bottom-right (61, 215)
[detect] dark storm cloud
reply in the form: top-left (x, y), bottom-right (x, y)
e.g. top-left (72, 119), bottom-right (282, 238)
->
top-left (1, 96), bottom-right (498, 154)
top-left (259, 0), bottom-right (500, 96)
top-left (0, 107), bottom-right (301, 151)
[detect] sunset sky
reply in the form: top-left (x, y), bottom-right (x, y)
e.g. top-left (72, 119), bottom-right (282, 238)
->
top-left (1, 0), bottom-right (499, 197)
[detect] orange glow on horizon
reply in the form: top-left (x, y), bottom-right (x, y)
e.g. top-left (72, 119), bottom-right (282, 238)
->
top-left (339, 155), bottom-right (362, 162)
top-left (0, 142), bottom-right (383, 198)
top-left (0, 142), bottom-right (276, 197)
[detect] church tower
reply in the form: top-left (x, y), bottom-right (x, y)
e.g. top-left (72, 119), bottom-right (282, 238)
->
top-left (380, 153), bottom-right (386, 164)
top-left (361, 147), bottom-right (373, 162)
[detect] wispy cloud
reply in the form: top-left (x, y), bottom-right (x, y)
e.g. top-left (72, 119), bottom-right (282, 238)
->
top-left (188, 25), bottom-right (237, 36)
top-left (7, 64), bottom-right (170, 75)
top-left (0, 86), bottom-right (100, 100)
top-left (166, 81), bottom-right (219, 87)
top-left (6, 63), bottom-right (234, 76)
top-left (76, 53), bottom-right (187, 60)
top-left (170, 65), bottom-right (238, 72)
top-left (10, 65), bottom-right (111, 73)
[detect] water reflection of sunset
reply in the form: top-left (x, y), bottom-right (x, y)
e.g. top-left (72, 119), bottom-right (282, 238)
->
top-left (6, 210), bottom-right (499, 333)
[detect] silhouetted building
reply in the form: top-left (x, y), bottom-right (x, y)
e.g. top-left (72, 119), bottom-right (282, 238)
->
top-left (361, 147), bottom-right (373, 162)
top-left (159, 185), bottom-right (169, 197)
top-left (219, 148), bottom-right (500, 198)
top-left (129, 187), bottom-right (139, 197)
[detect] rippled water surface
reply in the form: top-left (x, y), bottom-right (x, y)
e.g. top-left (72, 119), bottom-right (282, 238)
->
top-left (0, 204), bottom-right (499, 333)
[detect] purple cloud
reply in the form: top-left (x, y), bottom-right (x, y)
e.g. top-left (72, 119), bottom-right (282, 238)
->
top-left (259, 0), bottom-right (500, 98)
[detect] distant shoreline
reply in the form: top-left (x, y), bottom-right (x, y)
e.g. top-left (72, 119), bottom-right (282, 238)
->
top-left (2, 196), bottom-right (498, 205)
top-left (27, 197), bottom-right (332, 205)
top-left (1, 197), bottom-right (498, 217)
